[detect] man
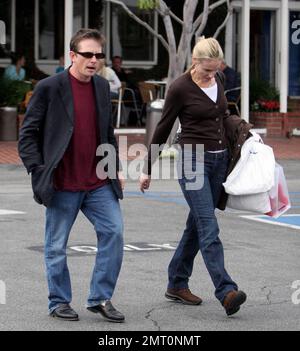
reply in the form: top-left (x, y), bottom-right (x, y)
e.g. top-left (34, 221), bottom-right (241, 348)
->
top-left (111, 55), bottom-right (142, 125)
top-left (220, 60), bottom-right (240, 103)
top-left (18, 29), bottom-right (125, 323)
top-left (111, 55), bottom-right (130, 84)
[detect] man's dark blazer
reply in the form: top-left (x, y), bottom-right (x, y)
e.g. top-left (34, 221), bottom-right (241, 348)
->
top-left (18, 69), bottom-right (123, 206)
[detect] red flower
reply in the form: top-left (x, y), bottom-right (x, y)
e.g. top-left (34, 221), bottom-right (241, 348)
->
top-left (257, 99), bottom-right (280, 112)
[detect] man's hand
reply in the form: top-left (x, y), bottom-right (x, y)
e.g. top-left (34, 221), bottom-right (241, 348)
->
top-left (139, 173), bottom-right (151, 193)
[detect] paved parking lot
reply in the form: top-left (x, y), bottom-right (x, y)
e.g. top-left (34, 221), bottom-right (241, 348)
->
top-left (0, 158), bottom-right (300, 331)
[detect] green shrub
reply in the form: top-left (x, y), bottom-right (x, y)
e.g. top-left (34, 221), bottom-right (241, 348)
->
top-left (0, 78), bottom-right (31, 107)
top-left (250, 79), bottom-right (279, 105)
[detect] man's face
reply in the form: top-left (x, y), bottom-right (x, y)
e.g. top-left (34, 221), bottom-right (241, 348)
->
top-left (70, 39), bottom-right (102, 81)
top-left (112, 57), bottom-right (122, 71)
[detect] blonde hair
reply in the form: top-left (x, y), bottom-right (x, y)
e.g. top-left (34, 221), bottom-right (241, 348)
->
top-left (186, 36), bottom-right (223, 73)
top-left (98, 65), bottom-right (109, 80)
top-left (192, 36), bottom-right (224, 61)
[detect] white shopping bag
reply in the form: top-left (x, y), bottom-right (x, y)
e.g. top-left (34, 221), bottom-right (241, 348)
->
top-left (227, 192), bottom-right (271, 214)
top-left (266, 163), bottom-right (291, 218)
top-left (223, 132), bottom-right (275, 195)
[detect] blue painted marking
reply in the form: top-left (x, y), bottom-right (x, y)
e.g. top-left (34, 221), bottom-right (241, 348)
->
top-left (289, 198), bottom-right (300, 202)
top-left (124, 191), bottom-right (300, 211)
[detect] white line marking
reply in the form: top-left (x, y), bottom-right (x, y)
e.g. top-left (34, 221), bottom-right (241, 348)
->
top-left (0, 210), bottom-right (26, 215)
top-left (240, 214), bottom-right (300, 230)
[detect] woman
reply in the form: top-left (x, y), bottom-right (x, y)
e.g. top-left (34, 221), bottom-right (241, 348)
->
top-left (139, 37), bottom-right (251, 316)
top-left (97, 57), bottom-right (121, 99)
top-left (4, 52), bottom-right (26, 81)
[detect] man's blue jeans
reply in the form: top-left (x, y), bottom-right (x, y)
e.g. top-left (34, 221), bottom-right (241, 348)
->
top-left (168, 149), bottom-right (238, 303)
top-left (45, 184), bottom-right (123, 312)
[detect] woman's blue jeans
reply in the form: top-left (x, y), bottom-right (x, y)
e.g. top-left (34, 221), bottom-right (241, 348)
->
top-left (168, 149), bottom-right (238, 302)
top-left (45, 184), bottom-right (124, 312)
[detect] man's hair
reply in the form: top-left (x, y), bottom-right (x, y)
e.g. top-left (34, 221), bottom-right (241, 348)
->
top-left (70, 28), bottom-right (105, 52)
top-left (112, 55), bottom-right (122, 61)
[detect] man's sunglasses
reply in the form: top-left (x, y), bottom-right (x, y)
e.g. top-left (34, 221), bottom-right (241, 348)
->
top-left (75, 52), bottom-right (106, 60)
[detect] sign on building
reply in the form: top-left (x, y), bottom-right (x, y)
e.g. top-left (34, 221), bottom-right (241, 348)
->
top-left (0, 20), bottom-right (6, 45)
top-left (290, 12), bottom-right (300, 96)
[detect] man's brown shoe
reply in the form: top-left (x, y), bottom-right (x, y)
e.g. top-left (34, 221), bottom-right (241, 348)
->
top-left (222, 290), bottom-right (247, 316)
top-left (165, 288), bottom-right (202, 305)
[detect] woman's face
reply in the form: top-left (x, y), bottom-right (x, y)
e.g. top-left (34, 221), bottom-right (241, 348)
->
top-left (193, 58), bottom-right (221, 84)
top-left (18, 56), bottom-right (26, 66)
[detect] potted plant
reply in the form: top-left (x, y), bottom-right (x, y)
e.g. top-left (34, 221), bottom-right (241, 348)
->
top-left (250, 79), bottom-right (280, 112)
top-left (249, 79), bottom-right (283, 137)
top-left (0, 78), bottom-right (31, 141)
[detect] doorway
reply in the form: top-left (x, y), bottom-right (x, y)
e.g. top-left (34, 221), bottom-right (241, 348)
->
top-left (250, 10), bottom-right (276, 84)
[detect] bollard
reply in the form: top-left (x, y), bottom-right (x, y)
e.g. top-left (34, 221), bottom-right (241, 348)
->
top-left (0, 107), bottom-right (18, 141)
top-left (145, 99), bottom-right (164, 147)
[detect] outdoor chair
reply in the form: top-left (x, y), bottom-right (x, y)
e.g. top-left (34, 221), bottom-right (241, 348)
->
top-left (137, 82), bottom-right (157, 124)
top-left (225, 86), bottom-right (241, 116)
top-left (111, 82), bottom-right (142, 128)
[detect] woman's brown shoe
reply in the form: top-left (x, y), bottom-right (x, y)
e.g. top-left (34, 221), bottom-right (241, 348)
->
top-left (165, 288), bottom-right (203, 305)
top-left (222, 290), bottom-right (247, 316)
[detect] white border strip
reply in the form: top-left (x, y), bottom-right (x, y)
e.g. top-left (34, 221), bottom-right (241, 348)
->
top-left (115, 129), bottom-right (146, 135)
top-left (240, 214), bottom-right (300, 230)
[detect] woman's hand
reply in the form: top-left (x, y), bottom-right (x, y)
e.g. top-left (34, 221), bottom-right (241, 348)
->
top-left (139, 173), bottom-right (151, 193)
top-left (118, 171), bottom-right (125, 191)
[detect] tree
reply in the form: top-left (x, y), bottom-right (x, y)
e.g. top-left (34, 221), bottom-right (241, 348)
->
top-left (105, 0), bottom-right (233, 87)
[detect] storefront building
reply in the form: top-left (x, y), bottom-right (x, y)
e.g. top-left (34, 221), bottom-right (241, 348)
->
top-left (0, 0), bottom-right (157, 74)
top-left (0, 0), bottom-right (299, 120)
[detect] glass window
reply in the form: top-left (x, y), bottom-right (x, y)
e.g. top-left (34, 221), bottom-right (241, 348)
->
top-left (15, 0), bottom-right (35, 61)
top-left (109, 0), bottom-right (155, 62)
top-left (39, 0), bottom-right (64, 59)
top-left (249, 10), bottom-right (276, 84)
top-left (74, 0), bottom-right (86, 34)
top-left (0, 0), bottom-right (12, 58)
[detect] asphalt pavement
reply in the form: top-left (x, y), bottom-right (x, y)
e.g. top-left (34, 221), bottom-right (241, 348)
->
top-left (0, 159), bottom-right (300, 331)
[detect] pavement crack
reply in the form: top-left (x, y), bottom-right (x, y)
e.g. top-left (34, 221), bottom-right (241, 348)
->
top-left (145, 308), bottom-right (161, 331)
top-left (261, 286), bottom-right (272, 304)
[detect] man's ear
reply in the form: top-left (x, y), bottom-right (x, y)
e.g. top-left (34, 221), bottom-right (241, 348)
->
top-left (69, 51), bottom-right (76, 64)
